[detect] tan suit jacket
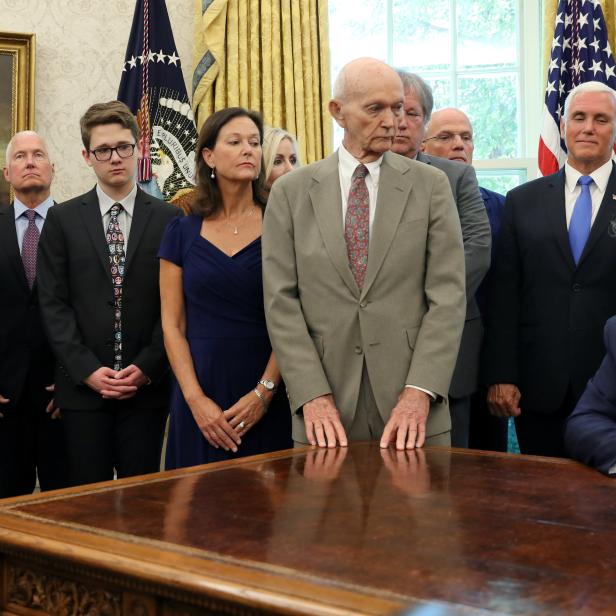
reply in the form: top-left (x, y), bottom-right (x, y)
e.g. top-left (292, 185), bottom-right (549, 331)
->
top-left (262, 151), bottom-right (466, 443)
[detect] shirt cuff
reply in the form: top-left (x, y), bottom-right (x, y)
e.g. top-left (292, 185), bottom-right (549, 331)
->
top-left (405, 385), bottom-right (436, 400)
top-left (609, 463), bottom-right (616, 475)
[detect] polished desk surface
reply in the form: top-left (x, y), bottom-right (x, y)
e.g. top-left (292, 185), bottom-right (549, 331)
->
top-left (0, 443), bottom-right (615, 615)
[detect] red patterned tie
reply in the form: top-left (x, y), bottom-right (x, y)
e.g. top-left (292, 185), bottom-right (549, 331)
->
top-left (21, 209), bottom-right (40, 289)
top-left (345, 164), bottom-right (370, 290)
top-left (106, 203), bottom-right (126, 370)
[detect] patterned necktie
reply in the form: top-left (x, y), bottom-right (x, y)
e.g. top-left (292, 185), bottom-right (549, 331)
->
top-left (21, 209), bottom-right (40, 289)
top-left (345, 164), bottom-right (370, 290)
top-left (569, 175), bottom-right (593, 265)
top-left (106, 203), bottom-right (126, 370)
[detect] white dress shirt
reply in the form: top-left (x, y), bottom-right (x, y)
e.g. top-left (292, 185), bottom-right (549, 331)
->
top-left (337, 145), bottom-right (435, 400)
top-left (97, 183), bottom-right (137, 241)
top-left (564, 159), bottom-right (612, 228)
top-left (14, 195), bottom-right (54, 252)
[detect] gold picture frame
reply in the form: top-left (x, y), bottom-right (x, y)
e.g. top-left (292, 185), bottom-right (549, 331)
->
top-left (0, 31), bottom-right (35, 208)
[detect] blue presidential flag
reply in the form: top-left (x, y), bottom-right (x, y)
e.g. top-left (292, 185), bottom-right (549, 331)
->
top-left (118, 0), bottom-right (197, 204)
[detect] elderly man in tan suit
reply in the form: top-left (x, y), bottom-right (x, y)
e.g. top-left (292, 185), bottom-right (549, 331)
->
top-left (262, 58), bottom-right (466, 449)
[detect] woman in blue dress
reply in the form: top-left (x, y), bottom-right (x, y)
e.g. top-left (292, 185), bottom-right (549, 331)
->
top-left (159, 107), bottom-right (292, 468)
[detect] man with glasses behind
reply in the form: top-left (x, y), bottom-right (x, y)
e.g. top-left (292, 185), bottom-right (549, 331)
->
top-left (38, 101), bottom-right (180, 487)
top-left (391, 71), bottom-right (491, 448)
top-left (423, 107), bottom-right (507, 452)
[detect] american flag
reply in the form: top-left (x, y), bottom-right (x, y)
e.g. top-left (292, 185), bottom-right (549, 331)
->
top-left (118, 0), bottom-right (197, 206)
top-left (538, 0), bottom-right (616, 175)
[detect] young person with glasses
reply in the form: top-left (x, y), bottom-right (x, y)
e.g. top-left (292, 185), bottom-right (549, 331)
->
top-left (38, 100), bottom-right (181, 487)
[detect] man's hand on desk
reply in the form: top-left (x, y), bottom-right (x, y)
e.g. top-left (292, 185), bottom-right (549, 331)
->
top-left (303, 394), bottom-right (348, 448)
top-left (487, 384), bottom-right (521, 418)
top-left (380, 387), bottom-right (430, 450)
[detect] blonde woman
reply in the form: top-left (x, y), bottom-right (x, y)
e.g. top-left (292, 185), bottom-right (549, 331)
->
top-left (262, 126), bottom-right (300, 188)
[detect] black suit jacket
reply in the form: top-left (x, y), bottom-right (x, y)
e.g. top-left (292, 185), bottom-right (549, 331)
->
top-left (37, 187), bottom-right (181, 411)
top-left (416, 153), bottom-right (491, 398)
top-left (483, 165), bottom-right (616, 412)
top-left (0, 204), bottom-right (54, 407)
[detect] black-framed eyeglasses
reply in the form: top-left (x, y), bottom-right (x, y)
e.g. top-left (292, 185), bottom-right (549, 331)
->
top-left (89, 143), bottom-right (136, 162)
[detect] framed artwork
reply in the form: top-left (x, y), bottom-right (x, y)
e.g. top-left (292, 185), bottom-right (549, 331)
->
top-left (0, 31), bottom-right (35, 208)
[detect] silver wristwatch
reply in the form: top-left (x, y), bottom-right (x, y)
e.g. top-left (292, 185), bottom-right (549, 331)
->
top-left (258, 379), bottom-right (277, 392)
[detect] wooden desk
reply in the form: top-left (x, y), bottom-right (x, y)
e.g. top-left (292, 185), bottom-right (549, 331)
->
top-left (0, 443), bottom-right (614, 615)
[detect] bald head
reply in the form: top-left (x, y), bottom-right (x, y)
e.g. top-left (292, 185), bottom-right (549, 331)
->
top-left (423, 108), bottom-right (474, 164)
top-left (329, 58), bottom-right (404, 162)
top-left (332, 58), bottom-right (402, 102)
top-left (3, 131), bottom-right (54, 205)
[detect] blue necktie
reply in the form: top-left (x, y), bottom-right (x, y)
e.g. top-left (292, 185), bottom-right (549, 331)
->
top-left (569, 175), bottom-right (593, 265)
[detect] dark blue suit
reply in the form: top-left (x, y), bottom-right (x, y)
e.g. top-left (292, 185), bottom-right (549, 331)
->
top-left (470, 186), bottom-right (507, 451)
top-left (565, 316), bottom-right (616, 475)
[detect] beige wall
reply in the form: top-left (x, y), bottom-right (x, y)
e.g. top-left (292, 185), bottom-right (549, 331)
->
top-left (1, 0), bottom-right (193, 201)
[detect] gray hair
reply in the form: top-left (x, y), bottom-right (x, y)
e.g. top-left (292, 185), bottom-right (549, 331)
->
top-left (563, 81), bottom-right (616, 122)
top-left (396, 70), bottom-right (434, 123)
top-left (5, 130), bottom-right (46, 162)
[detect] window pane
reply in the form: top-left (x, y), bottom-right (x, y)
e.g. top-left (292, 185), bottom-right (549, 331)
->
top-left (458, 74), bottom-right (519, 158)
top-left (328, 0), bottom-right (387, 79)
top-left (456, 0), bottom-right (517, 69)
top-left (392, 0), bottom-right (451, 71)
top-left (424, 77), bottom-right (451, 110)
top-left (475, 169), bottom-right (526, 194)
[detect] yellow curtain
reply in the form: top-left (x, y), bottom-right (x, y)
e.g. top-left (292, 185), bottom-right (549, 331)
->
top-left (543, 0), bottom-right (616, 81)
top-left (192, 0), bottom-right (332, 164)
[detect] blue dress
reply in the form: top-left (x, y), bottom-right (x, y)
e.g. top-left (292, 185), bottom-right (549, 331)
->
top-left (158, 215), bottom-right (292, 468)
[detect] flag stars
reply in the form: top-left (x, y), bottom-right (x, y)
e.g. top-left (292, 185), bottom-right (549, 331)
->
top-left (578, 13), bottom-right (589, 28)
top-left (565, 14), bottom-right (573, 28)
top-left (575, 37), bottom-right (587, 51)
top-left (156, 49), bottom-right (166, 62)
top-left (555, 12), bottom-right (563, 26)
top-left (606, 64), bottom-right (616, 79)
top-left (138, 53), bottom-right (147, 64)
top-left (593, 18), bottom-right (600, 30)
top-left (563, 37), bottom-right (572, 50)
top-left (128, 55), bottom-right (137, 69)
top-left (167, 51), bottom-right (180, 66)
top-left (552, 36), bottom-right (562, 51)
top-left (546, 80), bottom-right (557, 96)
top-left (148, 49), bottom-right (156, 63)
top-left (548, 57), bottom-right (559, 73)
top-left (590, 59), bottom-right (603, 75)
top-left (590, 39), bottom-right (601, 53)
top-left (572, 58), bottom-right (585, 74)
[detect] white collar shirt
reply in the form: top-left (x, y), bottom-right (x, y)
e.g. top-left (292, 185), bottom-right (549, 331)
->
top-left (97, 183), bottom-right (137, 241)
top-left (564, 159), bottom-right (613, 228)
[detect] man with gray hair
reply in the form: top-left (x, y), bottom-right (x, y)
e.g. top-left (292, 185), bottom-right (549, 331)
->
top-left (263, 58), bottom-right (466, 450)
top-left (483, 80), bottom-right (616, 457)
top-left (392, 71), bottom-right (491, 448)
top-left (0, 131), bottom-right (67, 497)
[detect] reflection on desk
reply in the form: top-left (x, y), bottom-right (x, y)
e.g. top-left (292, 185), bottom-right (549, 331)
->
top-left (0, 442), bottom-right (614, 615)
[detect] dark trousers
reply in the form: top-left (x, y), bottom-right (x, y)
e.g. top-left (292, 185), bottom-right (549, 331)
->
top-left (61, 400), bottom-right (168, 487)
top-left (0, 373), bottom-right (68, 499)
top-left (515, 389), bottom-right (576, 458)
top-left (468, 388), bottom-right (508, 452)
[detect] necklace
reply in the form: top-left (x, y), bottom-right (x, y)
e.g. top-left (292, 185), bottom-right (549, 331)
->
top-left (222, 206), bottom-right (256, 235)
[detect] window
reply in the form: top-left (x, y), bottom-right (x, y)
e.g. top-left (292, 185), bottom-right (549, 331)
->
top-left (328, 0), bottom-right (542, 192)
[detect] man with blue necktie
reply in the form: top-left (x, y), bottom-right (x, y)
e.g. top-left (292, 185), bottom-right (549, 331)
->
top-left (483, 81), bottom-right (616, 457)
top-left (0, 131), bottom-right (67, 497)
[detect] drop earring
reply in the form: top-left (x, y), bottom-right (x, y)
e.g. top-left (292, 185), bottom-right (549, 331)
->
top-left (210, 167), bottom-right (216, 179)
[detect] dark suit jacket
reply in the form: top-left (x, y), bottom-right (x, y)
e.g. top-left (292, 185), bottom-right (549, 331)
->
top-left (416, 153), bottom-right (491, 398)
top-left (37, 187), bottom-right (180, 411)
top-left (0, 204), bottom-right (54, 407)
top-left (565, 315), bottom-right (616, 476)
top-left (483, 165), bottom-right (616, 412)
